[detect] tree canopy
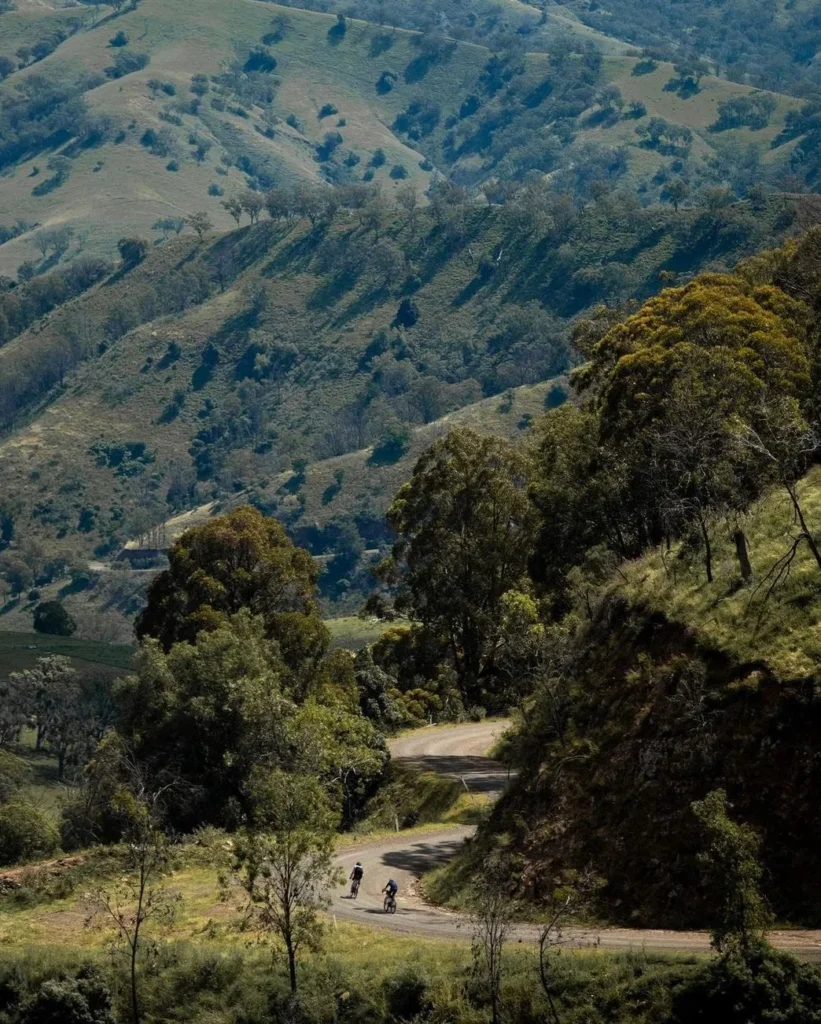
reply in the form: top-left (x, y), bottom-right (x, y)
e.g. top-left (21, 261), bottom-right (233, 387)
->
top-left (378, 428), bottom-right (536, 705)
top-left (136, 506), bottom-right (329, 674)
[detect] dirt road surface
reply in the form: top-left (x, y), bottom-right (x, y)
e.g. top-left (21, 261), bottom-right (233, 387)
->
top-left (331, 722), bottom-right (821, 960)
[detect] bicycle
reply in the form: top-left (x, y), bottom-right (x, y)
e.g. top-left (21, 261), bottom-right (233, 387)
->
top-left (383, 892), bottom-right (397, 914)
top-left (350, 877), bottom-right (361, 899)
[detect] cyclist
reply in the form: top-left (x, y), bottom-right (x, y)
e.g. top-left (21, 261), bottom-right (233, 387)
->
top-left (382, 878), bottom-right (398, 910)
top-left (349, 862), bottom-right (364, 897)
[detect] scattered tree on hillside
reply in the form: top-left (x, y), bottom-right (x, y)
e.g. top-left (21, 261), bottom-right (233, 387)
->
top-left (222, 196), bottom-right (243, 226)
top-left (33, 599), bottom-right (76, 637)
top-left (239, 191), bottom-right (265, 224)
top-left (117, 238), bottom-right (148, 269)
top-left (187, 211), bottom-right (212, 241)
top-left (665, 178), bottom-right (689, 211)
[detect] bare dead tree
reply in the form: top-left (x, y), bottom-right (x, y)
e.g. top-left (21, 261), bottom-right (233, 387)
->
top-left (84, 766), bottom-right (181, 1024)
top-left (538, 869), bottom-right (603, 1024)
top-left (471, 883), bottom-right (515, 1024)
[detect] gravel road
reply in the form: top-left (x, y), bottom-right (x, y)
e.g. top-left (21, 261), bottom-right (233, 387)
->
top-left (330, 722), bottom-right (821, 960)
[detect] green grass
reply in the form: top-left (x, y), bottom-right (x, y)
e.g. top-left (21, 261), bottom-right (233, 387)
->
top-left (326, 616), bottom-right (391, 650)
top-left (617, 467), bottom-right (821, 680)
top-left (0, 0), bottom-right (801, 276)
top-left (0, 629), bottom-right (134, 679)
top-left (353, 762), bottom-right (490, 834)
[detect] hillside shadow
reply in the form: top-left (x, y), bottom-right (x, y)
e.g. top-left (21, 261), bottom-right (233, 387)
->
top-left (261, 224), bottom-right (326, 278)
top-left (382, 837), bottom-right (468, 875)
top-left (395, 754), bottom-right (511, 794)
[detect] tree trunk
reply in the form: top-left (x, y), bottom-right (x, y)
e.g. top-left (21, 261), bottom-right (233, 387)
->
top-left (787, 483), bottom-right (821, 572)
top-left (699, 516), bottom-right (713, 583)
top-left (733, 529), bottom-right (752, 580)
top-left (130, 940), bottom-right (140, 1024)
top-left (286, 935), bottom-right (297, 993)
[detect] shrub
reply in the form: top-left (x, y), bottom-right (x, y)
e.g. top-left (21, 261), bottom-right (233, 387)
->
top-left (117, 237), bottom-right (148, 267)
top-left (105, 50), bottom-right (150, 79)
top-left (633, 57), bottom-right (658, 75)
top-left (370, 147), bottom-right (386, 167)
top-left (108, 30), bottom-right (128, 48)
top-left (208, 183), bottom-right (224, 196)
top-left (390, 164), bottom-right (408, 179)
top-left (166, 159), bottom-right (180, 172)
top-left (318, 102), bottom-right (339, 119)
top-left (0, 801), bottom-right (59, 866)
top-left (385, 966), bottom-right (432, 1020)
top-left (376, 69), bottom-right (398, 94)
top-left (19, 966), bottom-right (116, 1024)
top-left (671, 947), bottom-right (821, 1024)
top-left (33, 600), bottom-right (76, 637)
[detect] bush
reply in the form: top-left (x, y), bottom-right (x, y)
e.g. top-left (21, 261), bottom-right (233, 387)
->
top-left (0, 801), bottom-right (59, 866)
top-left (390, 164), bottom-right (408, 179)
top-left (117, 237), bottom-right (148, 268)
top-left (19, 966), bottom-right (116, 1024)
top-left (108, 30), bottom-right (128, 48)
top-left (671, 947), bottom-right (821, 1023)
top-left (33, 600), bottom-right (76, 637)
top-left (318, 102), bottom-right (338, 119)
top-left (385, 966), bottom-right (432, 1020)
top-left (105, 50), bottom-right (150, 79)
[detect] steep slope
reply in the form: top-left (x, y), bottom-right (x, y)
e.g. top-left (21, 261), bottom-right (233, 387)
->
top-left (0, 192), bottom-right (799, 591)
top-left (443, 469), bottom-right (821, 928)
top-left (0, 0), bottom-right (809, 276)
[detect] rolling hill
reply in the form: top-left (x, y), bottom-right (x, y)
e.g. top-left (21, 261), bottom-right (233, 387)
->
top-left (0, 182), bottom-right (803, 632)
top-left (0, 0), bottom-right (811, 277)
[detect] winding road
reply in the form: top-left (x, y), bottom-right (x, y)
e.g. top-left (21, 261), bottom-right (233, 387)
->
top-left (332, 722), bottom-right (821, 960)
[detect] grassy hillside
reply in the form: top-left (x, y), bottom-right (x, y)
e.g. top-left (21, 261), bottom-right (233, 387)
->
top-left (0, 187), bottom-right (800, 633)
top-left (0, 628), bottom-right (133, 679)
top-left (0, 0), bottom-right (808, 276)
top-left (437, 468), bottom-right (821, 928)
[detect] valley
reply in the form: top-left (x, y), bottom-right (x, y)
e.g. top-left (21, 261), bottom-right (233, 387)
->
top-left (2, 0), bottom-right (821, 1022)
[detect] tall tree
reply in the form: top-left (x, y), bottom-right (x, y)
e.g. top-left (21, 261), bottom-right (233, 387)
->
top-left (377, 429), bottom-right (536, 704)
top-left (120, 612), bottom-right (384, 830)
top-left (135, 506), bottom-right (329, 671)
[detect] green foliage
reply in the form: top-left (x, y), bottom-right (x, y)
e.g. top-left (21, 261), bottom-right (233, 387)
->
top-left (378, 428), bottom-right (536, 707)
top-left (117, 238), bottom-right (148, 268)
top-left (116, 609), bottom-right (385, 831)
top-left (18, 965), bottom-right (116, 1024)
top-left (32, 601), bottom-right (76, 637)
top-left (0, 749), bottom-right (32, 802)
top-left (691, 790), bottom-right (772, 956)
top-left (105, 50), bottom-right (149, 79)
top-left (0, 799), bottom-right (59, 866)
top-left (135, 506), bottom-right (328, 668)
top-left (671, 946), bottom-right (821, 1023)
top-left (225, 772), bottom-right (342, 991)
